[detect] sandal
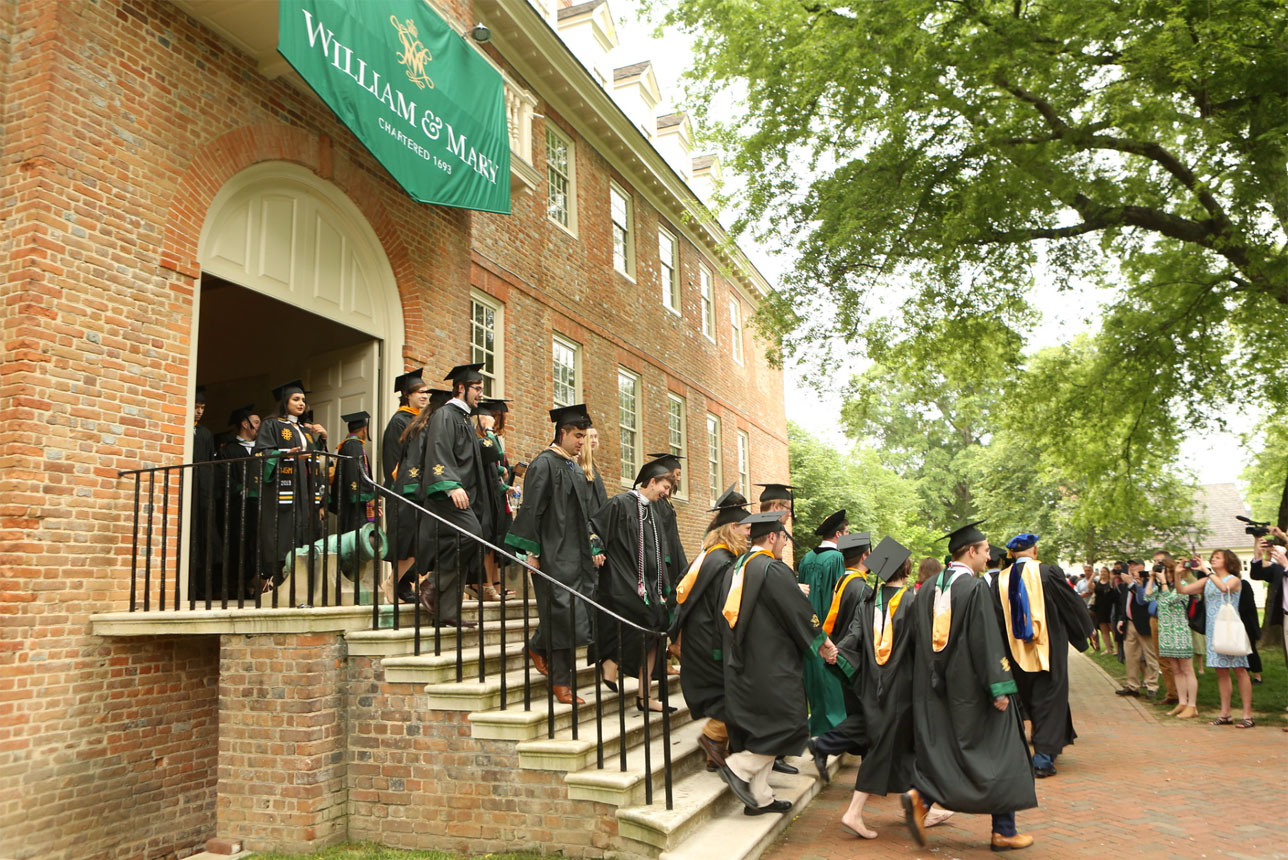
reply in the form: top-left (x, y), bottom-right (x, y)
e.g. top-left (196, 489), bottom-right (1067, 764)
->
top-left (1235, 718), bottom-right (1255, 729)
top-left (1210, 715), bottom-right (1233, 726)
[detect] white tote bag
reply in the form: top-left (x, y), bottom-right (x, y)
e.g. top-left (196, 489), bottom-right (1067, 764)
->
top-left (1211, 594), bottom-right (1252, 657)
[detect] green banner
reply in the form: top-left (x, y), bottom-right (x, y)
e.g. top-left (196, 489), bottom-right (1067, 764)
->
top-left (279, 0), bottom-right (511, 214)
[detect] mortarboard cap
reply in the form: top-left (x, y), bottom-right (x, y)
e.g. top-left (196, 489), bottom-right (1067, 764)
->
top-left (814, 509), bottom-right (847, 537)
top-left (755, 482), bottom-right (800, 503)
top-left (194, 385), bottom-right (207, 404)
top-left (866, 536), bottom-right (912, 583)
top-left (1006, 533), bottom-right (1039, 552)
top-left (394, 368), bottom-right (426, 394)
top-left (707, 483), bottom-right (750, 530)
top-left (711, 483), bottom-right (748, 510)
top-left (427, 388), bottom-right (452, 410)
top-left (443, 363), bottom-right (485, 385)
top-left (646, 452), bottom-right (684, 472)
top-left (746, 510), bottom-right (789, 540)
top-left (940, 519), bottom-right (987, 554)
top-left (634, 459), bottom-right (674, 487)
top-left (271, 379), bottom-right (308, 403)
top-left (342, 410), bottom-right (370, 430)
top-left (988, 545), bottom-right (1009, 568)
top-left (836, 531), bottom-right (872, 556)
top-left (477, 399), bottom-right (510, 415)
top-left (548, 403), bottom-right (592, 426)
top-left (227, 404), bottom-right (256, 427)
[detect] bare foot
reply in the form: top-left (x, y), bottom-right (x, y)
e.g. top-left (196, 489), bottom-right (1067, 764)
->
top-left (924, 805), bottom-right (955, 828)
top-left (840, 816), bottom-right (877, 839)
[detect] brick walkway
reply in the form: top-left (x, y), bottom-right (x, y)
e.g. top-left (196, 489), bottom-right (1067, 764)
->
top-left (764, 650), bottom-right (1287, 860)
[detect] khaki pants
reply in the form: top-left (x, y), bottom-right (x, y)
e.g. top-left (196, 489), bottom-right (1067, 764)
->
top-left (726, 751), bottom-right (776, 808)
top-left (1125, 624), bottom-right (1159, 693)
top-left (1151, 617), bottom-right (1177, 699)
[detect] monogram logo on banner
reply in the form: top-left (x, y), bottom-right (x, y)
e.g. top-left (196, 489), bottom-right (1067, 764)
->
top-left (390, 16), bottom-right (433, 89)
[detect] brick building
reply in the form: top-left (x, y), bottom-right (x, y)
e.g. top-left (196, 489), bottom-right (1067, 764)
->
top-left (0, 1), bottom-right (789, 859)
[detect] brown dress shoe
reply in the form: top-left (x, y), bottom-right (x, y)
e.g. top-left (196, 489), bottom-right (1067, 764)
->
top-left (697, 733), bottom-right (727, 769)
top-left (552, 685), bottom-right (585, 705)
top-left (900, 789), bottom-right (928, 847)
top-left (991, 832), bottom-right (1035, 851)
top-left (527, 648), bottom-right (549, 676)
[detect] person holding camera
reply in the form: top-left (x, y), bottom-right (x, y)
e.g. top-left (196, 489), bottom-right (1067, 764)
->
top-left (1173, 551), bottom-right (1254, 727)
top-left (1250, 531), bottom-right (1288, 730)
top-left (1146, 561), bottom-right (1199, 718)
top-left (1113, 560), bottom-right (1159, 698)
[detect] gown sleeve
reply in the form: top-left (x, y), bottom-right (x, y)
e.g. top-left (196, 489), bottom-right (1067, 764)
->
top-left (505, 453), bottom-right (553, 556)
top-left (1044, 565), bottom-right (1094, 651)
top-left (763, 561), bottom-right (827, 655)
top-left (422, 409), bottom-right (466, 496)
top-left (966, 578), bottom-right (1019, 700)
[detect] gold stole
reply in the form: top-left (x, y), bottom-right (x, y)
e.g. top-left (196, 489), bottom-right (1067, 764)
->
top-left (873, 584), bottom-right (910, 665)
top-left (932, 565), bottom-right (970, 651)
top-left (721, 550), bottom-right (772, 628)
top-left (997, 558), bottom-right (1050, 672)
top-left (676, 543), bottom-right (730, 605)
top-left (823, 567), bottom-right (865, 635)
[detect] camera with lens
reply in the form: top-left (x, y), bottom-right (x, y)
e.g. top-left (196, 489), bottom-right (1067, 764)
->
top-left (1236, 515), bottom-right (1286, 546)
top-left (1182, 559), bottom-right (1202, 570)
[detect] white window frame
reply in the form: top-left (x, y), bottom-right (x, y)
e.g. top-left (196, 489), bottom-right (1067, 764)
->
top-left (667, 393), bottom-right (687, 499)
top-left (470, 291), bottom-right (504, 398)
top-left (659, 228), bottom-right (680, 315)
top-left (618, 369), bottom-right (641, 487)
top-left (699, 264), bottom-right (715, 342)
top-left (610, 181), bottom-right (635, 279)
top-left (729, 295), bottom-right (744, 364)
top-left (552, 334), bottom-right (581, 408)
top-left (545, 124), bottom-right (577, 236)
top-left (706, 413), bottom-right (722, 506)
top-left (737, 429), bottom-right (750, 495)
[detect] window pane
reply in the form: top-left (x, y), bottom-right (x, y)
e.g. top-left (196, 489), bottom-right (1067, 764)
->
top-left (737, 431), bottom-right (749, 494)
top-left (546, 128), bottom-right (570, 227)
top-left (700, 266), bottom-right (713, 337)
top-left (707, 414), bottom-right (721, 505)
top-left (618, 371), bottom-right (638, 482)
top-left (471, 299), bottom-right (499, 398)
top-left (553, 339), bottom-right (577, 408)
top-left (659, 231), bottom-right (677, 310)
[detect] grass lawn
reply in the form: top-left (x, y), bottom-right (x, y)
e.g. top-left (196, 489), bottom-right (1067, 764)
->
top-left (249, 844), bottom-right (560, 860)
top-left (1082, 636), bottom-right (1286, 726)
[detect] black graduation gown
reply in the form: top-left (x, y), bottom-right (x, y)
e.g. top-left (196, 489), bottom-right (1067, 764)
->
top-left (477, 429), bottom-right (508, 544)
top-left (331, 434), bottom-right (375, 537)
top-left (189, 422), bottom-right (221, 597)
top-left (722, 551), bottom-right (826, 756)
top-left (654, 496), bottom-right (688, 595)
top-left (504, 448), bottom-right (598, 652)
top-left (589, 492), bottom-right (671, 675)
top-left (822, 570), bottom-right (873, 717)
top-left (834, 584), bottom-right (917, 795)
top-left (215, 438), bottom-right (258, 596)
top-left (909, 571), bottom-right (1037, 814)
top-left (991, 562), bottom-right (1093, 757)
top-left (381, 407), bottom-right (418, 560)
top-left (589, 469), bottom-right (608, 516)
top-left (418, 403), bottom-right (499, 574)
top-left (254, 416), bottom-right (324, 580)
top-left (672, 546), bottom-right (736, 722)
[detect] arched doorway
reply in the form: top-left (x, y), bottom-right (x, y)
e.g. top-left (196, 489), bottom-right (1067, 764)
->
top-left (193, 162), bottom-right (404, 455)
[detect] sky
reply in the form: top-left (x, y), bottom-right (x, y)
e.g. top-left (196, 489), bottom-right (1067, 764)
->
top-left (602, 2), bottom-right (1252, 488)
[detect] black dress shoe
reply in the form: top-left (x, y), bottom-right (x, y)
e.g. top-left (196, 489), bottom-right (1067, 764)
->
top-left (1114, 688), bottom-right (1139, 697)
top-left (1034, 765), bottom-right (1057, 778)
top-left (717, 765), bottom-right (759, 809)
top-left (395, 584), bottom-right (418, 604)
top-left (806, 738), bottom-right (830, 784)
top-left (744, 799), bottom-right (792, 816)
top-left (772, 757), bottom-right (799, 775)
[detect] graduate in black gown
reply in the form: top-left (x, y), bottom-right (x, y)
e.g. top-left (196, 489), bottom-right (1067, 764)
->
top-left (992, 533), bottom-right (1092, 779)
top-left (901, 521), bottom-right (1037, 852)
top-left (254, 381), bottom-right (328, 589)
top-left (670, 484), bottom-right (750, 770)
top-left (474, 399), bottom-right (511, 601)
top-left (189, 386), bottom-right (222, 600)
top-left (382, 368), bottom-right (428, 601)
top-left (504, 404), bottom-right (601, 704)
top-left (415, 363), bottom-right (499, 627)
top-left (808, 531), bottom-right (876, 767)
top-left (215, 404), bottom-right (260, 598)
top-left (589, 459), bottom-right (676, 712)
top-left (715, 511), bottom-right (837, 816)
top-left (830, 538), bottom-right (948, 839)
top-left (331, 411), bottom-right (375, 538)
top-left (645, 452), bottom-right (690, 587)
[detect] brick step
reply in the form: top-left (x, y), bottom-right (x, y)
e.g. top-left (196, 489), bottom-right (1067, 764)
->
top-left (617, 753), bottom-right (839, 856)
top-left (561, 713), bottom-right (709, 809)
top-left (508, 675), bottom-right (689, 760)
top-left (346, 617), bottom-right (532, 658)
top-left (420, 646), bottom-right (598, 710)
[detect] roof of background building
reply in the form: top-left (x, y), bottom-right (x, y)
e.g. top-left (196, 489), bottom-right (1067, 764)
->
top-left (557, 0), bottom-right (605, 21)
top-left (613, 61), bottom-right (651, 81)
top-left (1193, 482), bottom-right (1251, 549)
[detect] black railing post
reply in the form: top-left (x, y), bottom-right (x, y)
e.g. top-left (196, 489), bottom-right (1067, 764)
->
top-left (594, 609), bottom-right (604, 770)
top-left (499, 576), bottom-right (508, 711)
top-left (522, 567), bottom-right (531, 711)
top-left (287, 455), bottom-right (298, 608)
top-left (174, 469), bottom-right (186, 611)
top-left (659, 631), bottom-right (673, 810)
top-left (236, 460), bottom-right (248, 609)
top-left (128, 475), bottom-right (140, 612)
top-left (544, 607), bottom-right (555, 740)
top-left (641, 635), bottom-right (653, 806)
top-left (569, 598), bottom-right (579, 741)
top-left (143, 471), bottom-right (155, 611)
top-left (220, 462), bottom-right (233, 609)
top-left (617, 623), bottom-right (627, 771)
top-left (455, 532), bottom-right (463, 683)
top-left (159, 469), bottom-right (170, 612)
top-left (202, 463), bottom-right (214, 610)
top-left (476, 541), bottom-right (485, 684)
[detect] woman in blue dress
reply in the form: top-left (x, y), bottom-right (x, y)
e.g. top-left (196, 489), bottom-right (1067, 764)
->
top-left (1175, 549), bottom-right (1254, 728)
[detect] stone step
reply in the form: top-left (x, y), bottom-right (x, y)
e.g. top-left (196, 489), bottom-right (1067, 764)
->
top-left (561, 713), bottom-right (709, 809)
top-left (420, 647), bottom-right (597, 711)
top-left (507, 675), bottom-right (689, 760)
top-left (618, 753), bottom-right (840, 855)
top-left (346, 617), bottom-right (531, 658)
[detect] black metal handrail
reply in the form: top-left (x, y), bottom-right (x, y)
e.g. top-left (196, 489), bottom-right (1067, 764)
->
top-left (118, 451), bottom-right (676, 809)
